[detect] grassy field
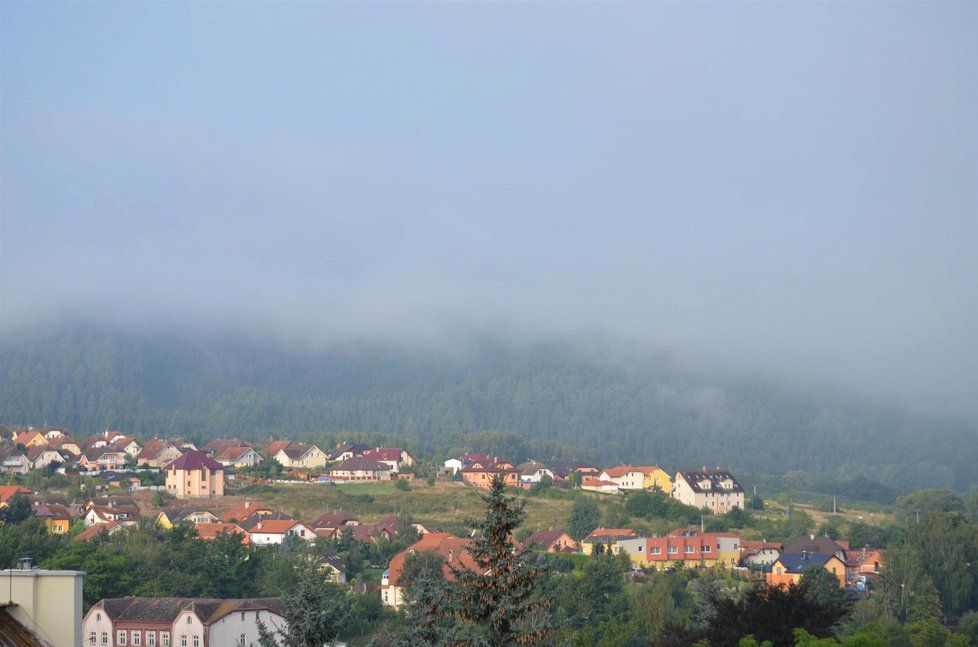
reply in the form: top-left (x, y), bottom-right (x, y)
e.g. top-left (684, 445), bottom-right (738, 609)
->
top-left (132, 478), bottom-right (894, 541)
top-left (250, 480), bottom-right (586, 535)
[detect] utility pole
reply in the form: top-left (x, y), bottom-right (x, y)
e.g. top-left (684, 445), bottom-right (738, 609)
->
top-left (833, 497), bottom-right (836, 514)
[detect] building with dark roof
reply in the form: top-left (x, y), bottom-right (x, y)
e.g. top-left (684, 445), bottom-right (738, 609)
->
top-left (164, 451), bottom-right (225, 499)
top-left (671, 467), bottom-right (745, 514)
top-left (767, 552), bottom-right (847, 589)
top-left (83, 597), bottom-right (285, 647)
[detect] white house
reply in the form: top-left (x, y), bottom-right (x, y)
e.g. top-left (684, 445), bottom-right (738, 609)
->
top-left (248, 519), bottom-right (316, 545)
top-left (444, 458), bottom-right (464, 474)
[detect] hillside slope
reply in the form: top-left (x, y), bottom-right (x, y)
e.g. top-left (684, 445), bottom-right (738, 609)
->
top-left (1, 323), bottom-right (974, 493)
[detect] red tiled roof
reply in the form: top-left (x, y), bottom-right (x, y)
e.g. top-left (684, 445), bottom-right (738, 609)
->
top-left (387, 533), bottom-right (482, 587)
top-left (584, 528), bottom-right (638, 541)
top-left (195, 523), bottom-right (249, 543)
top-left (223, 501), bottom-right (273, 522)
top-left (249, 519), bottom-right (310, 535)
top-left (0, 485), bottom-right (30, 504)
top-left (267, 440), bottom-right (293, 456)
top-left (601, 465), bottom-right (662, 478)
top-left (362, 448), bottom-right (402, 462)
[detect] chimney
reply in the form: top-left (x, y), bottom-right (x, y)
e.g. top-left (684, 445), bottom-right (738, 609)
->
top-left (17, 557), bottom-right (34, 570)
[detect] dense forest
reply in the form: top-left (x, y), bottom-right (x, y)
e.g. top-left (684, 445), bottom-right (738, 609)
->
top-left (1, 322), bottom-right (975, 494)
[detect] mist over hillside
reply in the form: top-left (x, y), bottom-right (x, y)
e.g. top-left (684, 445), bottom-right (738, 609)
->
top-left (1, 322), bottom-right (974, 494)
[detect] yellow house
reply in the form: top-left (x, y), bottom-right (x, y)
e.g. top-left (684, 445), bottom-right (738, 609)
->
top-left (642, 467), bottom-right (674, 493)
top-left (31, 502), bottom-right (73, 534)
top-left (598, 466), bottom-right (673, 492)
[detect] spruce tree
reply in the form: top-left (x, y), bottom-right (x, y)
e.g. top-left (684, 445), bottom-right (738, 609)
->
top-left (450, 475), bottom-right (553, 645)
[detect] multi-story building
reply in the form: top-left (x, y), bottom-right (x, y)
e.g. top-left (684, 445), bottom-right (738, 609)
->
top-left (598, 465), bottom-right (673, 492)
top-left (671, 468), bottom-right (745, 514)
top-left (616, 528), bottom-right (742, 569)
top-left (273, 443), bottom-right (328, 469)
top-left (82, 597), bottom-right (285, 647)
top-left (0, 563), bottom-right (85, 647)
top-left (164, 451), bottom-right (225, 499)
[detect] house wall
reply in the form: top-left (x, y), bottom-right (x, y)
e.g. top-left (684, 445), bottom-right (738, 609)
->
top-left (208, 609), bottom-right (286, 647)
top-left (298, 447), bottom-right (326, 469)
top-left (174, 610), bottom-right (205, 647)
top-left (3, 568), bottom-right (84, 647)
top-left (643, 469), bottom-right (674, 493)
top-left (166, 468), bottom-right (225, 499)
top-left (83, 603), bottom-right (116, 646)
top-left (462, 471), bottom-right (518, 489)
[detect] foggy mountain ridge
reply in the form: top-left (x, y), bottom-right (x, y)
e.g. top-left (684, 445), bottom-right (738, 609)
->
top-left (1, 322), bottom-right (975, 495)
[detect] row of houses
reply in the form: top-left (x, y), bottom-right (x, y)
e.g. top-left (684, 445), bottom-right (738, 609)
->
top-left (445, 452), bottom-right (746, 515)
top-left (379, 526), bottom-right (884, 610)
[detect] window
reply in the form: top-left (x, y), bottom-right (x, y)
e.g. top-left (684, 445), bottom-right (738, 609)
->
top-left (133, 631), bottom-right (141, 646)
top-left (193, 637), bottom-right (200, 647)
top-left (668, 546), bottom-right (678, 554)
top-left (240, 635), bottom-right (246, 645)
top-left (181, 637), bottom-right (187, 647)
top-left (101, 633), bottom-right (108, 646)
top-left (118, 631), bottom-right (127, 646)
top-left (186, 617), bottom-right (192, 625)
top-left (651, 546), bottom-right (661, 554)
top-left (147, 632), bottom-right (156, 647)
top-left (161, 633), bottom-right (169, 647)
top-left (97, 614), bottom-right (101, 622)
top-left (685, 545), bottom-right (695, 554)
top-left (89, 632), bottom-right (96, 645)
top-left (703, 545), bottom-right (711, 552)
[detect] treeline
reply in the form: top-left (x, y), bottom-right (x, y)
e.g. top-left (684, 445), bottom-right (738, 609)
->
top-left (2, 322), bottom-right (977, 495)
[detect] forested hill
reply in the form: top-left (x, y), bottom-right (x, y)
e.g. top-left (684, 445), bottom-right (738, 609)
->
top-left (1, 323), bottom-right (975, 494)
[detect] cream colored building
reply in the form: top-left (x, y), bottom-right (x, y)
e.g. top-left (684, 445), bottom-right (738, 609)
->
top-left (0, 563), bottom-right (85, 647)
top-left (165, 450), bottom-right (226, 499)
top-left (671, 468), bottom-right (745, 514)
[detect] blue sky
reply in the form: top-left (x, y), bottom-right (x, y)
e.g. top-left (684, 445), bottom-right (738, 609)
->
top-left (2, 2), bottom-right (976, 419)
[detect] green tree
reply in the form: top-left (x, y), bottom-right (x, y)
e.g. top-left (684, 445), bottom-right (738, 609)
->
top-left (568, 496), bottom-right (600, 541)
top-left (0, 493), bottom-right (32, 524)
top-left (257, 566), bottom-right (351, 647)
top-left (451, 475), bottom-right (553, 646)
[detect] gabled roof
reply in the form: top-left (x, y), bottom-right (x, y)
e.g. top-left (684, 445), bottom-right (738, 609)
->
top-left (386, 533), bottom-right (481, 587)
top-left (90, 597), bottom-right (284, 626)
top-left (581, 477), bottom-right (618, 488)
top-left (249, 519), bottom-right (311, 535)
top-left (75, 520), bottom-right (126, 541)
top-left (783, 535), bottom-right (847, 555)
top-left (330, 456), bottom-right (391, 472)
top-left (524, 530), bottom-right (572, 548)
top-left (165, 450), bottom-right (223, 471)
top-left (362, 448), bottom-right (403, 462)
top-left (223, 501), bottom-right (274, 522)
top-left (213, 445), bottom-right (255, 461)
top-left (195, 522), bottom-right (249, 543)
top-left (583, 528), bottom-right (639, 542)
top-left (266, 440), bottom-right (293, 456)
top-left (0, 485), bottom-right (31, 504)
top-left (281, 443), bottom-right (314, 460)
top-left (676, 468), bottom-right (745, 494)
top-left (311, 510), bottom-right (360, 529)
top-left (136, 439), bottom-right (180, 460)
top-left (0, 607), bottom-right (55, 647)
top-left (33, 503), bottom-right (72, 520)
top-left (774, 552), bottom-right (840, 573)
top-left (236, 511), bottom-right (294, 532)
top-left (26, 445), bottom-right (63, 462)
top-left (602, 465), bottom-right (663, 478)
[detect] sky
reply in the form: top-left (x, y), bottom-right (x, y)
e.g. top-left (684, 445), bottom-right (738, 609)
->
top-left (1, 2), bottom-right (976, 421)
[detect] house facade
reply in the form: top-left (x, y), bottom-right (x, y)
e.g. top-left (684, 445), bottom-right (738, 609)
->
top-left (164, 451), bottom-right (225, 499)
top-left (248, 520), bottom-right (315, 545)
top-left (382, 533), bottom-right (480, 610)
top-left (767, 552), bottom-right (847, 589)
top-left (599, 466), bottom-right (673, 492)
top-left (328, 456), bottom-right (393, 482)
top-left (671, 468), bottom-right (745, 514)
top-left (82, 597), bottom-right (286, 647)
top-left (136, 440), bottom-right (184, 468)
top-left (616, 529), bottom-right (742, 569)
top-left (274, 443), bottom-right (327, 469)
